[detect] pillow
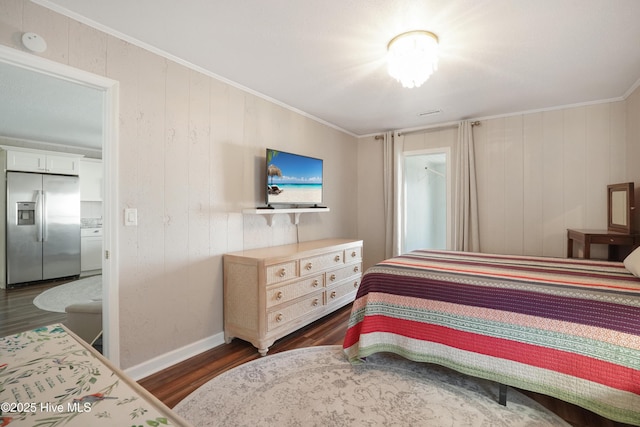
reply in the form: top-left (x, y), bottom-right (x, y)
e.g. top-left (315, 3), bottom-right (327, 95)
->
top-left (623, 246), bottom-right (640, 277)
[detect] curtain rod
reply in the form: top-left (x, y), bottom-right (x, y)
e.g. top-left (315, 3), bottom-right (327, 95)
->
top-left (373, 121), bottom-right (481, 139)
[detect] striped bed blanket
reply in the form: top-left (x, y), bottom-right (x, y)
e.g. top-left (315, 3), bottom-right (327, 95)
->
top-left (343, 250), bottom-right (640, 425)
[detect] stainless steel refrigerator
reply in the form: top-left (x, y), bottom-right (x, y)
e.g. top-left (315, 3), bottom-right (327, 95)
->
top-left (6, 171), bottom-right (80, 286)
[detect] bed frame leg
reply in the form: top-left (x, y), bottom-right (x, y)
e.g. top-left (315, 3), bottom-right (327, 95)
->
top-left (498, 384), bottom-right (507, 406)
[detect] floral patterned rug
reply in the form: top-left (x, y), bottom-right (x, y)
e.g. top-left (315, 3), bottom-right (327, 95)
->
top-left (174, 345), bottom-right (569, 426)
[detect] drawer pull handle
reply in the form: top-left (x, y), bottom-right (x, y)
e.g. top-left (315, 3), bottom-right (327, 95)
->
top-left (306, 262), bottom-right (313, 270)
top-left (278, 269), bottom-right (286, 277)
top-left (276, 313), bottom-right (283, 322)
top-left (276, 291), bottom-right (283, 300)
top-left (335, 255), bottom-right (341, 262)
top-left (354, 266), bottom-right (359, 273)
top-left (312, 280), bottom-right (319, 287)
top-left (312, 299), bottom-right (319, 307)
top-left (330, 274), bottom-right (336, 281)
top-left (330, 291), bottom-right (337, 299)
top-left (351, 251), bottom-right (357, 257)
top-left (610, 238), bottom-right (614, 242)
top-left (353, 281), bottom-right (358, 288)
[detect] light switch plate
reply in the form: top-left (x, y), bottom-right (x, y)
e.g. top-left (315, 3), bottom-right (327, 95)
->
top-left (124, 208), bottom-right (137, 226)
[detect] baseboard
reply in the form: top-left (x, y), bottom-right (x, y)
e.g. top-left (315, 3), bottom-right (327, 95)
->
top-left (124, 332), bottom-right (226, 381)
top-left (80, 269), bottom-right (102, 278)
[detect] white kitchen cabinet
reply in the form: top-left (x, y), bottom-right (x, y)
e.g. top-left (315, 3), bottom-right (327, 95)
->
top-left (80, 159), bottom-right (103, 201)
top-left (81, 228), bottom-right (103, 272)
top-left (6, 149), bottom-right (45, 172)
top-left (1, 146), bottom-right (81, 175)
top-left (45, 154), bottom-right (81, 175)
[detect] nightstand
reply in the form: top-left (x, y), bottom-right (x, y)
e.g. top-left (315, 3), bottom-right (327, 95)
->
top-left (567, 229), bottom-right (640, 261)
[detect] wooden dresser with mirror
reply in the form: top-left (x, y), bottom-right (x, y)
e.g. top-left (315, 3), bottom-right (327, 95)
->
top-left (567, 182), bottom-right (640, 261)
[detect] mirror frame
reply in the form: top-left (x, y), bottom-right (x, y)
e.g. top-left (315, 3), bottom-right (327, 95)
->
top-left (607, 182), bottom-right (634, 234)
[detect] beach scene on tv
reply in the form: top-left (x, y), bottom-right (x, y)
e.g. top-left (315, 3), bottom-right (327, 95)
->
top-left (267, 150), bottom-right (323, 205)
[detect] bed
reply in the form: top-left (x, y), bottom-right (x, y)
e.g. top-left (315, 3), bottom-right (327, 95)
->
top-left (343, 250), bottom-right (640, 426)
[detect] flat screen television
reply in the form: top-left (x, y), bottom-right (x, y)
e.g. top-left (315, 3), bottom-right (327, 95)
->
top-left (265, 148), bottom-right (323, 207)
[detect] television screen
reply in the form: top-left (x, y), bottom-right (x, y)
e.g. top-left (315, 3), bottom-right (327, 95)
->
top-left (266, 148), bottom-right (323, 207)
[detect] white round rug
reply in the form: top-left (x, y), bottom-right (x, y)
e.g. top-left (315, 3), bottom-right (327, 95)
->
top-left (174, 345), bottom-right (569, 427)
top-left (33, 275), bottom-right (102, 313)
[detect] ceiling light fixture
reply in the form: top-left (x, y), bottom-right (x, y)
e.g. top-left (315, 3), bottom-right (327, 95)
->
top-left (387, 30), bottom-right (439, 89)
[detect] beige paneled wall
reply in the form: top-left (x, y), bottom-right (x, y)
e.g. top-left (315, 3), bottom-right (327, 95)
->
top-left (474, 102), bottom-right (627, 258)
top-left (1, 0), bottom-right (358, 369)
top-left (358, 99), bottom-right (633, 270)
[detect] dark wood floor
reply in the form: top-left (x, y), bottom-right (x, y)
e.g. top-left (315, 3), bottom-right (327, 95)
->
top-left (0, 279), bottom-right (70, 337)
top-left (139, 304), bottom-right (633, 427)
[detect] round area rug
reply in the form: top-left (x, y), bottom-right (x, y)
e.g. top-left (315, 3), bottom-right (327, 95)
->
top-left (33, 275), bottom-right (102, 313)
top-left (174, 345), bottom-right (569, 427)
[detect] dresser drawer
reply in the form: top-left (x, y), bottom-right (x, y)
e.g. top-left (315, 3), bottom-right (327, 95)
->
top-left (300, 251), bottom-right (344, 276)
top-left (326, 263), bottom-right (362, 286)
top-left (345, 246), bottom-right (362, 262)
top-left (267, 292), bottom-right (324, 331)
top-left (326, 278), bottom-right (361, 304)
top-left (266, 261), bottom-right (298, 285)
top-left (266, 275), bottom-right (323, 308)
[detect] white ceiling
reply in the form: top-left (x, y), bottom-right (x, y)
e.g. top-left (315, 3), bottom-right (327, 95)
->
top-left (7, 0), bottom-right (640, 145)
top-left (0, 61), bottom-right (104, 150)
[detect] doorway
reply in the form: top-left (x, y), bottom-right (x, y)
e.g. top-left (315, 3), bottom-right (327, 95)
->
top-left (402, 149), bottom-right (451, 254)
top-left (0, 45), bottom-right (120, 365)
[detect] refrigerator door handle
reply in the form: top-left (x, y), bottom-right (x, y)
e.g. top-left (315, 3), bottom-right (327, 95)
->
top-left (42, 191), bottom-right (48, 242)
top-left (35, 190), bottom-right (44, 242)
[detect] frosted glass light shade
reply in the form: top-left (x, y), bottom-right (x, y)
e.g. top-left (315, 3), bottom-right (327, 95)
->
top-left (387, 31), bottom-right (439, 89)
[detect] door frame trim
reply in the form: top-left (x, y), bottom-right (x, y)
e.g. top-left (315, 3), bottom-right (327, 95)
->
top-left (401, 147), bottom-right (452, 252)
top-left (0, 45), bottom-right (121, 366)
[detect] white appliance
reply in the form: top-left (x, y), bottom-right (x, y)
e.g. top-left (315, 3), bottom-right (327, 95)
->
top-left (6, 171), bottom-right (80, 286)
top-left (81, 227), bottom-right (103, 272)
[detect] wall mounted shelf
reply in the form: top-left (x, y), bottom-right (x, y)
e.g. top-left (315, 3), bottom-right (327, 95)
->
top-left (243, 207), bottom-right (330, 226)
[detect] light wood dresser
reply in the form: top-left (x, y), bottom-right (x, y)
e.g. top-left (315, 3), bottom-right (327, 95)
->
top-left (224, 238), bottom-right (363, 355)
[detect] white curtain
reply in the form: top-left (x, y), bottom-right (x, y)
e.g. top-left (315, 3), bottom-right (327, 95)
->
top-left (453, 121), bottom-right (480, 252)
top-left (383, 131), bottom-right (404, 258)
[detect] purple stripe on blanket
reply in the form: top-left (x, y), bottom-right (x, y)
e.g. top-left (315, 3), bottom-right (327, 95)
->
top-left (358, 272), bottom-right (640, 335)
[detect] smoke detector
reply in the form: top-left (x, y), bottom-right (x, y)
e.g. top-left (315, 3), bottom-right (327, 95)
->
top-left (22, 32), bottom-right (47, 53)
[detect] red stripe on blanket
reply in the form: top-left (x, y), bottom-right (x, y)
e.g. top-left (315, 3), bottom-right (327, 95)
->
top-left (344, 315), bottom-right (640, 393)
